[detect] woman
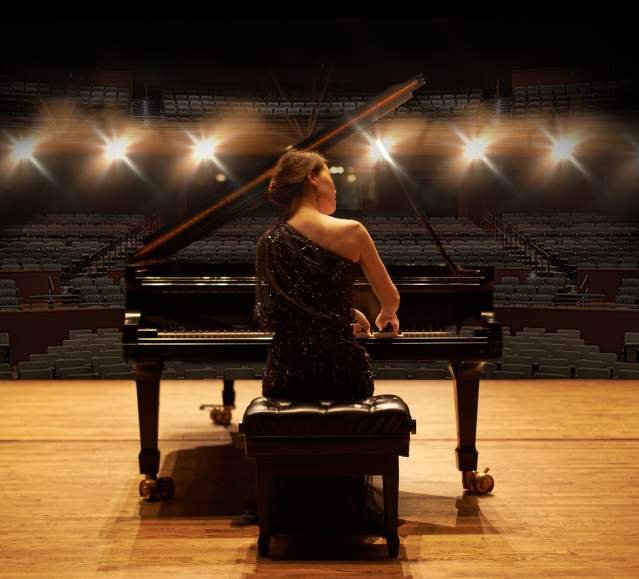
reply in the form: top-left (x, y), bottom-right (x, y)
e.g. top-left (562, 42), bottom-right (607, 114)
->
top-left (232, 149), bottom-right (401, 530)
top-left (255, 149), bottom-right (400, 400)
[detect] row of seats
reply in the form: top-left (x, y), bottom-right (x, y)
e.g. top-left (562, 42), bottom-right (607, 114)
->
top-left (0, 214), bottom-right (145, 276)
top-left (616, 279), bottom-right (639, 306)
top-left (3, 81), bottom-right (130, 97)
top-left (5, 359), bottom-right (637, 380)
top-left (496, 212), bottom-right (639, 268)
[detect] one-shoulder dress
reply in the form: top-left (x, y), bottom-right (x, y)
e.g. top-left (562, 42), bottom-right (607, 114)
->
top-left (254, 221), bottom-right (374, 401)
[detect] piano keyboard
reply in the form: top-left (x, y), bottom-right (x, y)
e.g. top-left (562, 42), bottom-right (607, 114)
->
top-left (154, 330), bottom-right (468, 340)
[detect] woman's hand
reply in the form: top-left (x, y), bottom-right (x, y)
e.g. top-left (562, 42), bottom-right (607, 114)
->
top-left (375, 309), bottom-right (400, 334)
top-left (351, 308), bottom-right (372, 336)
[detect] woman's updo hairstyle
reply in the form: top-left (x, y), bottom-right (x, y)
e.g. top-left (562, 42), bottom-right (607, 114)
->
top-left (267, 149), bottom-right (327, 215)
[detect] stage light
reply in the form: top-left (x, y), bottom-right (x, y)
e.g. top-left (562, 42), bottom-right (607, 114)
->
top-left (551, 136), bottom-right (578, 161)
top-left (464, 137), bottom-right (489, 161)
top-left (10, 136), bottom-right (37, 162)
top-left (346, 174), bottom-right (357, 183)
top-left (216, 172), bottom-right (226, 182)
top-left (369, 138), bottom-right (393, 163)
top-left (104, 137), bottom-right (130, 162)
top-left (329, 166), bottom-right (344, 174)
top-left (192, 138), bottom-right (217, 162)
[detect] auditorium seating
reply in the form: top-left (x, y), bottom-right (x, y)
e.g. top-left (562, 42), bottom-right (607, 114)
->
top-left (0, 213), bottom-right (144, 276)
top-left (0, 80), bottom-right (130, 118)
top-left (495, 326), bottom-right (639, 378)
top-left (172, 214), bottom-right (529, 268)
top-left (159, 86), bottom-right (486, 122)
top-left (616, 279), bottom-right (639, 307)
top-left (3, 75), bottom-right (634, 122)
top-left (512, 80), bottom-right (634, 117)
top-left (499, 212), bottom-right (639, 269)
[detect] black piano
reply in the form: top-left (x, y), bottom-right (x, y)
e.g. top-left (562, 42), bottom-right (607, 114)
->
top-left (123, 74), bottom-right (502, 501)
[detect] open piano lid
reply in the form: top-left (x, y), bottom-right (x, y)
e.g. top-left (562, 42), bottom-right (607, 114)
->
top-left (129, 74), bottom-right (425, 266)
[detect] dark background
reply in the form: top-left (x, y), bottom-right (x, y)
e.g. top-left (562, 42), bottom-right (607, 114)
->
top-left (2, 17), bottom-right (636, 91)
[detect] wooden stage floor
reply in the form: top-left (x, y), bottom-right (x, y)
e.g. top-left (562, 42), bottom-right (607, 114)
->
top-left (1, 378), bottom-right (638, 578)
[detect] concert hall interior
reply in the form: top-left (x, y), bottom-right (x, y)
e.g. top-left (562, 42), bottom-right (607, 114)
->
top-left (1, 14), bottom-right (638, 578)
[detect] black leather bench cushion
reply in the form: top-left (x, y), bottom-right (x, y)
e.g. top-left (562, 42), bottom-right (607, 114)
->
top-left (242, 394), bottom-right (414, 437)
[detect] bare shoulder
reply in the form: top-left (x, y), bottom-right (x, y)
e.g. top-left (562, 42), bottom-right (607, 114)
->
top-left (325, 217), bottom-right (363, 237)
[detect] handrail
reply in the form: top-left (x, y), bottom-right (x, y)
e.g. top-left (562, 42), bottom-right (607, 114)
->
top-left (481, 208), bottom-right (555, 272)
top-left (65, 211), bottom-right (165, 280)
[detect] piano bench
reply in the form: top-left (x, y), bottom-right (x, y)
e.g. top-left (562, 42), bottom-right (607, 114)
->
top-left (240, 394), bottom-right (416, 558)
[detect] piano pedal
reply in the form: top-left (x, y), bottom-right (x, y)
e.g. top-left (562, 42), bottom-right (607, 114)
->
top-left (462, 467), bottom-right (494, 495)
top-left (139, 475), bottom-right (175, 502)
top-left (200, 404), bottom-right (234, 426)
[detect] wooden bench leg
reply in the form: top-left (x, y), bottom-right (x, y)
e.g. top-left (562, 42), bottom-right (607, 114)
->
top-left (256, 460), bottom-right (272, 557)
top-left (383, 456), bottom-right (400, 558)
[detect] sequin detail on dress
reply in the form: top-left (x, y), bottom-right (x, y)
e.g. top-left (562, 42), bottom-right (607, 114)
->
top-left (254, 221), bottom-right (374, 400)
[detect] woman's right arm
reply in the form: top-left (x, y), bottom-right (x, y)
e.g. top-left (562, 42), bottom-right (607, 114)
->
top-left (353, 222), bottom-right (400, 333)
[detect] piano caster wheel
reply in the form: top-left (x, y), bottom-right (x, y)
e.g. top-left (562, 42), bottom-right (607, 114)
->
top-left (210, 406), bottom-right (233, 426)
top-left (462, 468), bottom-right (494, 495)
top-left (139, 477), bottom-right (159, 502)
top-left (139, 476), bottom-right (175, 501)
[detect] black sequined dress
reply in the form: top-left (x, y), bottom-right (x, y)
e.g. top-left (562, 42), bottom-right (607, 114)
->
top-left (255, 220), bottom-right (374, 401)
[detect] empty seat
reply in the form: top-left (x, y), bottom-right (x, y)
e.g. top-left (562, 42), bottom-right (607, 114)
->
top-left (501, 276), bottom-right (519, 285)
top-left (518, 349), bottom-right (546, 362)
top-left (520, 327), bottom-right (546, 335)
top-left (47, 346), bottom-right (66, 356)
top-left (576, 367), bottom-right (611, 379)
top-left (19, 368), bottom-right (54, 379)
top-left (538, 357), bottom-right (570, 367)
top-left (223, 367), bottom-right (258, 380)
top-left (575, 359), bottom-right (607, 369)
top-left (69, 329), bottom-right (94, 338)
top-left (537, 365), bottom-right (571, 377)
top-left (374, 367), bottom-right (410, 379)
top-left (29, 353), bottom-right (59, 365)
top-left (412, 368), bottom-right (449, 379)
top-left (99, 363), bottom-right (131, 378)
top-left (556, 329), bottom-right (581, 338)
top-left (490, 370), bottom-right (528, 379)
top-left (614, 362), bottom-right (639, 375)
top-left (184, 368), bottom-right (218, 379)
top-left (587, 352), bottom-right (617, 365)
top-left (58, 365), bottom-right (93, 379)
top-left (103, 371), bottom-right (135, 380)
top-left (55, 358), bottom-right (88, 375)
top-left (501, 363), bottom-right (533, 377)
top-left (97, 328), bottom-right (121, 336)
top-left (17, 360), bottom-right (52, 378)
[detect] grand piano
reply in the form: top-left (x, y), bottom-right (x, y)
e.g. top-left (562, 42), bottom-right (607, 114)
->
top-left (123, 74), bottom-right (502, 501)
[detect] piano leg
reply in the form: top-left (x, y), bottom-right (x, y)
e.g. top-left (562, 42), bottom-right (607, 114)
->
top-left (222, 378), bottom-right (236, 407)
top-left (449, 361), bottom-right (494, 495)
top-left (200, 379), bottom-right (235, 426)
top-left (135, 360), bottom-right (174, 501)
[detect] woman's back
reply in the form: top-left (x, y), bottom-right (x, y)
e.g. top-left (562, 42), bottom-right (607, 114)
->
top-left (255, 220), bottom-right (374, 401)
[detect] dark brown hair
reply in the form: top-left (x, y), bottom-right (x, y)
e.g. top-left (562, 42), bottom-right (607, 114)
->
top-left (267, 149), bottom-right (327, 215)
